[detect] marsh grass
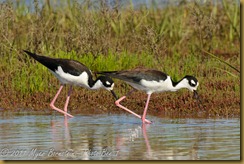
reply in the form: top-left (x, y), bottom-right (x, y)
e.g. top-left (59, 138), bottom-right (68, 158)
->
top-left (0, 0), bottom-right (240, 117)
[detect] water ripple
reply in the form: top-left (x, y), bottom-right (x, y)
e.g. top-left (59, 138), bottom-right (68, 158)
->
top-left (0, 113), bottom-right (240, 160)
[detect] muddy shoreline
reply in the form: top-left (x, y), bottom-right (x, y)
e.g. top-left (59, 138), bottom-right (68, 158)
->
top-left (0, 81), bottom-right (240, 119)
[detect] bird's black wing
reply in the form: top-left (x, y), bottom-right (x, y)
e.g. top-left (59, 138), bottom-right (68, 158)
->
top-left (98, 69), bottom-right (168, 83)
top-left (23, 50), bottom-right (92, 77)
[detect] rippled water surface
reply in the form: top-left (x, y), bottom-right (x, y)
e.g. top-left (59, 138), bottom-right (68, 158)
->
top-left (0, 113), bottom-right (240, 160)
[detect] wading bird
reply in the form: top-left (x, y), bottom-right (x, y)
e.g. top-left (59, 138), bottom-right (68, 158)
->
top-left (98, 69), bottom-right (199, 124)
top-left (23, 50), bottom-right (118, 118)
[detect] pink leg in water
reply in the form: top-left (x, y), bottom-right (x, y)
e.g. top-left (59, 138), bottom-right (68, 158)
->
top-left (50, 85), bottom-right (74, 118)
top-left (63, 86), bottom-right (72, 116)
top-left (141, 94), bottom-right (151, 124)
top-left (115, 90), bottom-right (152, 124)
top-left (142, 123), bottom-right (151, 153)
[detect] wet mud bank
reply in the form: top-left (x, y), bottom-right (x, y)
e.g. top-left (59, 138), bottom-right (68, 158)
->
top-left (0, 81), bottom-right (240, 118)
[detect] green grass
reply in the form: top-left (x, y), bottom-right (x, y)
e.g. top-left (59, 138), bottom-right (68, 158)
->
top-left (11, 49), bottom-right (158, 94)
top-left (0, 0), bottom-right (240, 116)
top-left (9, 48), bottom-right (238, 95)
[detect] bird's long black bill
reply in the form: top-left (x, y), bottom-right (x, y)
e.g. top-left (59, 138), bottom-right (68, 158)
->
top-left (193, 90), bottom-right (204, 110)
top-left (193, 90), bottom-right (199, 100)
top-left (110, 90), bottom-right (118, 100)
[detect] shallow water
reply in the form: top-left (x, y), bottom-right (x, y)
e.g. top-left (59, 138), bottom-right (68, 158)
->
top-left (0, 113), bottom-right (240, 160)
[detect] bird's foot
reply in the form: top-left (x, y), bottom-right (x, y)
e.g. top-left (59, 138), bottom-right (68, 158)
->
top-left (142, 118), bottom-right (152, 124)
top-left (50, 104), bottom-right (74, 118)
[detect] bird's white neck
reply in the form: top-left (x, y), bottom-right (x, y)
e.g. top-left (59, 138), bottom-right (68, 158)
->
top-left (90, 80), bottom-right (104, 90)
top-left (170, 78), bottom-right (190, 92)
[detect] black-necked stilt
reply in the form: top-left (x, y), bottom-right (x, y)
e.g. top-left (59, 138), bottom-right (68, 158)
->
top-left (98, 69), bottom-right (199, 124)
top-left (23, 50), bottom-right (118, 118)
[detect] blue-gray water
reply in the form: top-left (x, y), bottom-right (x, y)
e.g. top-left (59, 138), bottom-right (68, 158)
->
top-left (0, 113), bottom-right (240, 160)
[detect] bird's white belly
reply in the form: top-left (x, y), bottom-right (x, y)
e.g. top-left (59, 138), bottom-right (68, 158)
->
top-left (50, 66), bottom-right (90, 88)
top-left (127, 77), bottom-right (173, 94)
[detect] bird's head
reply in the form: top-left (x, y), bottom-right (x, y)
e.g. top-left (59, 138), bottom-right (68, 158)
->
top-left (181, 75), bottom-right (199, 93)
top-left (96, 76), bottom-right (118, 100)
top-left (179, 75), bottom-right (203, 108)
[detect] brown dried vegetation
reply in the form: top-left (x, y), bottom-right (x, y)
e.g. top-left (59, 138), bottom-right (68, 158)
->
top-left (0, 0), bottom-right (240, 118)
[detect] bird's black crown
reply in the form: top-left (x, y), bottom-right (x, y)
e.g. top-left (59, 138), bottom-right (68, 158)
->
top-left (97, 76), bottom-right (114, 87)
top-left (184, 75), bottom-right (198, 87)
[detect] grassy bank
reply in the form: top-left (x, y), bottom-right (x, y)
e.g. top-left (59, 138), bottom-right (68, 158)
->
top-left (0, 0), bottom-right (240, 118)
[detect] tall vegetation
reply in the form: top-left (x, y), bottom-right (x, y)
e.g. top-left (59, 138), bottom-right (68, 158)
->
top-left (0, 0), bottom-right (240, 116)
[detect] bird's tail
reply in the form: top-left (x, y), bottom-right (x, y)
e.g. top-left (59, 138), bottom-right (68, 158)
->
top-left (23, 50), bottom-right (39, 60)
top-left (23, 50), bottom-right (37, 58)
top-left (23, 50), bottom-right (53, 67)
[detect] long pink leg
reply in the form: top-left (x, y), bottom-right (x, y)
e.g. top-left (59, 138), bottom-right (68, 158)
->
top-left (63, 86), bottom-right (72, 117)
top-left (50, 85), bottom-right (74, 118)
top-left (141, 94), bottom-right (151, 124)
top-left (115, 93), bottom-right (152, 124)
